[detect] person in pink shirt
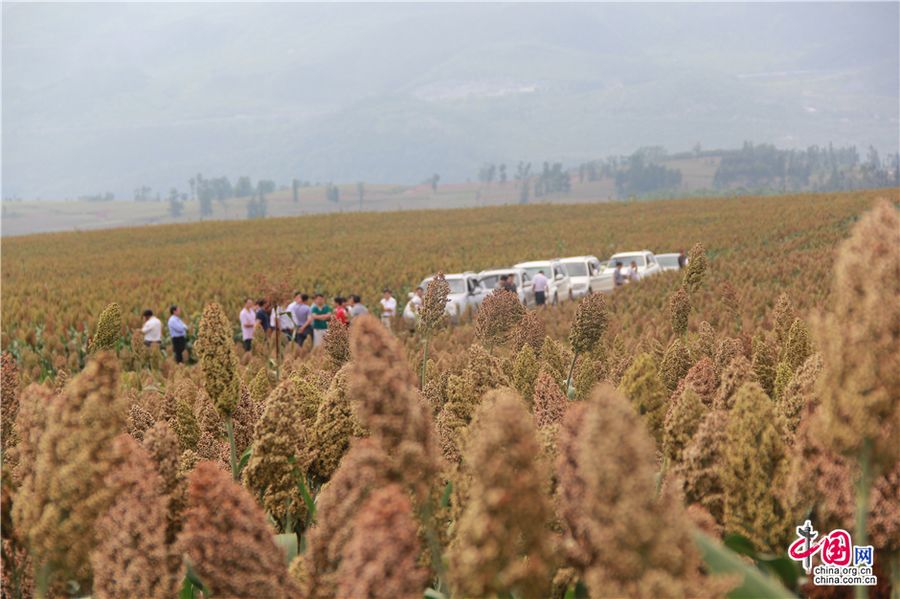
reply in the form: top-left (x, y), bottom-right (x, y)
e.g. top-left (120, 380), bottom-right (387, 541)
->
top-left (239, 298), bottom-right (257, 351)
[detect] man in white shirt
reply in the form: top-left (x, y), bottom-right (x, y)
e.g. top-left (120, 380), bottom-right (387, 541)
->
top-left (402, 287), bottom-right (424, 329)
top-left (532, 270), bottom-right (549, 307)
top-left (269, 303), bottom-right (294, 336)
top-left (629, 260), bottom-right (641, 283)
top-left (239, 298), bottom-right (257, 351)
top-left (380, 288), bottom-right (397, 330)
top-left (141, 309), bottom-right (162, 348)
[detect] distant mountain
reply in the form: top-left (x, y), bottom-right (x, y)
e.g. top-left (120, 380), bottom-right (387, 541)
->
top-left (2, 3), bottom-right (897, 199)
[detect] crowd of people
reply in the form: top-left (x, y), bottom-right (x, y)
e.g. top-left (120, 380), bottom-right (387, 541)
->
top-left (137, 288), bottom-right (406, 362)
top-left (137, 250), bottom-right (688, 362)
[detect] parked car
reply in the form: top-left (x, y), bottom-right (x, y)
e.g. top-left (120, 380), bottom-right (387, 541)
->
top-left (656, 252), bottom-right (687, 272)
top-left (560, 255), bottom-right (614, 297)
top-left (478, 267), bottom-right (536, 307)
top-left (420, 272), bottom-right (487, 323)
top-left (514, 259), bottom-right (572, 304)
top-left (603, 250), bottom-right (663, 280)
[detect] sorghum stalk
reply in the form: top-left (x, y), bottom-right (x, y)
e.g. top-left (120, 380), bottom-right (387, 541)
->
top-left (418, 272), bottom-right (450, 389)
top-left (420, 337), bottom-right (429, 390)
top-left (854, 439), bottom-right (872, 599)
top-left (566, 293), bottom-right (609, 395)
top-left (565, 353), bottom-right (578, 398)
top-left (224, 415), bottom-right (238, 481)
top-left (418, 498), bottom-right (447, 594)
top-left (890, 553), bottom-right (899, 599)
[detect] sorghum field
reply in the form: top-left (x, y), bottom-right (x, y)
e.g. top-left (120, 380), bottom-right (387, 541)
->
top-left (1, 189), bottom-right (898, 599)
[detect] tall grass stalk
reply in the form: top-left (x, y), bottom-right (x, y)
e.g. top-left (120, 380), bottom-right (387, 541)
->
top-left (225, 415), bottom-right (239, 481)
top-left (853, 439), bottom-right (872, 599)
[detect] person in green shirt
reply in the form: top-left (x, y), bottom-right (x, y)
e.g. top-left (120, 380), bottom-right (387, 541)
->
top-left (310, 293), bottom-right (332, 347)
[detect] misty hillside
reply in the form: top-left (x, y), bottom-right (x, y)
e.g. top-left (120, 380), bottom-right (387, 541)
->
top-left (3, 3), bottom-right (898, 199)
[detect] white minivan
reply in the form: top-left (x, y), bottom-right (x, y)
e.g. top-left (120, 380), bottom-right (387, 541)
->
top-left (478, 267), bottom-right (536, 307)
top-left (603, 250), bottom-right (663, 281)
top-left (420, 272), bottom-right (487, 323)
top-left (560, 255), bottom-right (614, 296)
top-left (514, 259), bottom-right (572, 304)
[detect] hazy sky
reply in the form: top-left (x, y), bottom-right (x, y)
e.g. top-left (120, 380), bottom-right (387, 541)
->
top-left (3, 2), bottom-right (898, 200)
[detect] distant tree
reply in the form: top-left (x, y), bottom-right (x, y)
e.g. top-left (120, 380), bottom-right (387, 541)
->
top-left (198, 183), bottom-right (213, 217)
top-left (431, 174), bottom-right (440, 193)
top-left (234, 176), bottom-right (254, 198)
top-left (257, 180), bottom-right (276, 194)
top-left (498, 163), bottom-right (507, 184)
top-left (212, 177), bottom-right (233, 201)
top-left (615, 153), bottom-right (682, 197)
top-left (478, 163), bottom-right (496, 185)
top-left (246, 183), bottom-right (268, 219)
top-left (246, 195), bottom-right (267, 220)
top-left (357, 181), bottom-right (364, 210)
top-left (79, 192), bottom-right (115, 202)
top-left (866, 146), bottom-right (881, 171)
top-left (292, 179), bottom-right (300, 203)
top-left (515, 161), bottom-right (531, 187)
top-left (519, 179), bottom-right (530, 205)
top-left (188, 177), bottom-right (197, 201)
top-left (534, 162), bottom-right (569, 196)
top-left (326, 183), bottom-right (340, 203)
top-left (133, 185), bottom-right (152, 202)
top-left (169, 188), bottom-right (184, 218)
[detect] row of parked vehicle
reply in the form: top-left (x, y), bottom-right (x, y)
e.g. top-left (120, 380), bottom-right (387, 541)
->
top-left (413, 250), bottom-right (685, 323)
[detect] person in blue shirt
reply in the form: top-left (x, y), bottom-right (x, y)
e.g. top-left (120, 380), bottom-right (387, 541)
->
top-left (167, 305), bottom-right (189, 363)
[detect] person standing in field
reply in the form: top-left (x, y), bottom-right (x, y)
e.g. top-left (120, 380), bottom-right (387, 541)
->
top-left (497, 274), bottom-right (509, 291)
top-left (532, 270), bottom-right (549, 307)
top-left (333, 296), bottom-right (349, 325)
top-left (255, 299), bottom-right (271, 336)
top-left (167, 305), bottom-right (188, 363)
top-left (141, 309), bottom-right (163, 348)
top-left (503, 273), bottom-right (518, 294)
top-left (403, 287), bottom-right (424, 329)
top-left (348, 294), bottom-right (368, 319)
top-left (677, 248), bottom-right (687, 269)
top-left (288, 292), bottom-right (312, 346)
top-left (613, 261), bottom-right (626, 288)
top-left (311, 293), bottom-right (332, 347)
top-left (239, 298), bottom-right (256, 351)
top-left (271, 301), bottom-right (294, 340)
top-left (629, 260), bottom-right (641, 283)
top-left (380, 288), bottom-right (397, 329)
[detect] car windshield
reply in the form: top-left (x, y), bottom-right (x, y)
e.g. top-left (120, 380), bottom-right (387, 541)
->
top-left (480, 275), bottom-right (501, 289)
top-left (657, 255), bottom-right (679, 267)
top-left (424, 277), bottom-right (467, 295)
top-left (481, 273), bottom-right (516, 291)
top-left (609, 254), bottom-right (646, 268)
top-left (521, 266), bottom-right (548, 280)
top-left (562, 261), bottom-right (588, 277)
top-left (445, 278), bottom-right (467, 294)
